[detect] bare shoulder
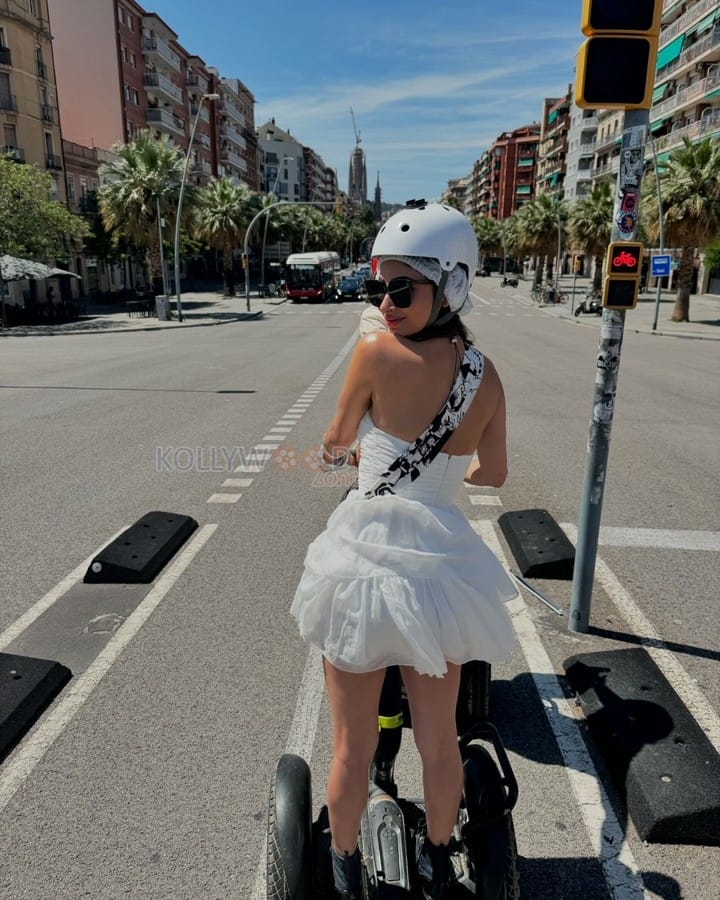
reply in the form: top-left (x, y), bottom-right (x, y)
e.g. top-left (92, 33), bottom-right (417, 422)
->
top-left (356, 331), bottom-right (398, 362)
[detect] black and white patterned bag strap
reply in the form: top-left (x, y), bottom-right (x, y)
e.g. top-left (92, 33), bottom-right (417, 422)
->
top-left (365, 347), bottom-right (485, 498)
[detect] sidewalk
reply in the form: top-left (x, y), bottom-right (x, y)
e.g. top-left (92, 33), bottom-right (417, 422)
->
top-left (519, 274), bottom-right (720, 341)
top-left (0, 291), bottom-right (274, 337)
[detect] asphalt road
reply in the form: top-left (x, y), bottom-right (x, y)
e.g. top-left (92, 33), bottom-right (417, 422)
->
top-left (0, 282), bottom-right (718, 899)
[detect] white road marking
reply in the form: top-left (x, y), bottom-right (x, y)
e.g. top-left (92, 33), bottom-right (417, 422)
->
top-left (469, 495), bottom-right (502, 506)
top-left (269, 426), bottom-right (294, 433)
top-left (222, 478), bottom-right (252, 488)
top-left (254, 444), bottom-right (279, 452)
top-left (234, 463), bottom-right (266, 473)
top-left (207, 493), bottom-right (242, 504)
top-left (563, 523), bottom-right (720, 752)
top-left (597, 527), bottom-right (720, 552)
top-left (262, 434), bottom-right (285, 443)
top-left (474, 520), bottom-right (645, 899)
top-left (0, 527), bottom-right (127, 653)
top-left (0, 524), bottom-right (218, 815)
top-left (469, 292), bottom-right (490, 305)
top-left (280, 414), bottom-right (304, 420)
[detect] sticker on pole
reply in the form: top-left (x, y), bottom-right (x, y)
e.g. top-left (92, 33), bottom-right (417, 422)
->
top-left (651, 255), bottom-right (671, 277)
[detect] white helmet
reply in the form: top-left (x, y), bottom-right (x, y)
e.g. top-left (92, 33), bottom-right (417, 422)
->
top-left (371, 201), bottom-right (478, 289)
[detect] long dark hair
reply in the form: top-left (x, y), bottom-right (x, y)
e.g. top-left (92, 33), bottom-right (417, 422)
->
top-left (407, 313), bottom-right (474, 345)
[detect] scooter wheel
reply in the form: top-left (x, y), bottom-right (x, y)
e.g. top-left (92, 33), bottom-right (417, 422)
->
top-left (267, 754), bottom-right (314, 900)
top-left (462, 745), bottom-right (520, 900)
top-left (574, 307), bottom-right (582, 317)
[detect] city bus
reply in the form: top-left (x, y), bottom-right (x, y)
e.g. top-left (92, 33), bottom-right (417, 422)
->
top-left (285, 252), bottom-right (338, 302)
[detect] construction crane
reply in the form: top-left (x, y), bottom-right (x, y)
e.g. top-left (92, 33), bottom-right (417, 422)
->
top-left (350, 108), bottom-right (361, 148)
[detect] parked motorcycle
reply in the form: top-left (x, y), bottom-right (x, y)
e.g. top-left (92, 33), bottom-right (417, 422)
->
top-left (574, 290), bottom-right (602, 316)
top-left (501, 274), bottom-right (519, 287)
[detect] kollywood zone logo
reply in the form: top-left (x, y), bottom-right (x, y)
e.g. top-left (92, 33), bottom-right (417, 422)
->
top-left (155, 445), bottom-right (358, 487)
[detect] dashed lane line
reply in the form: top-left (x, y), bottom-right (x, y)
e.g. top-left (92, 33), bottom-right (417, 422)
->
top-left (222, 479), bottom-right (252, 488)
top-left (474, 520), bottom-right (645, 900)
top-left (597, 526), bottom-right (720, 552)
top-left (207, 493), bottom-right (242, 504)
top-left (468, 495), bottom-right (502, 506)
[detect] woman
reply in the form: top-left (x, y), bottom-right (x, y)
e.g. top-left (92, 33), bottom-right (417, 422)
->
top-left (290, 202), bottom-right (518, 899)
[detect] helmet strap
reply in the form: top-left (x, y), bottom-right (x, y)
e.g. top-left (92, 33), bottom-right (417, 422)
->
top-left (426, 271), bottom-right (449, 327)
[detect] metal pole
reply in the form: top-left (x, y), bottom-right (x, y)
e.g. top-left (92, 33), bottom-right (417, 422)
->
top-left (244, 200), bottom-right (336, 311)
top-left (157, 195), bottom-right (169, 299)
top-left (571, 268), bottom-right (578, 315)
top-left (302, 188), bottom-right (317, 253)
top-left (649, 130), bottom-right (665, 332)
top-left (555, 193), bottom-right (562, 291)
top-left (261, 156), bottom-right (292, 297)
top-left (569, 108), bottom-right (650, 633)
top-left (174, 93), bottom-right (216, 323)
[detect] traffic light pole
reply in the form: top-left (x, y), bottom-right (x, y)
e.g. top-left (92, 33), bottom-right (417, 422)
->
top-left (569, 107), bottom-right (650, 633)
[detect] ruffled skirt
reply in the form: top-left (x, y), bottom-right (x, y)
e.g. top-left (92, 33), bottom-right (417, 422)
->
top-left (290, 492), bottom-right (518, 677)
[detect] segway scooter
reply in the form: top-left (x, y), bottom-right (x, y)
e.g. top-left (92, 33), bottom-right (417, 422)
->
top-left (267, 661), bottom-right (520, 899)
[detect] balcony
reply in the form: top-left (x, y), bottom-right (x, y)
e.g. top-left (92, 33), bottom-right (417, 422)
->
top-left (219, 99), bottom-right (245, 127)
top-left (3, 145), bottom-right (24, 162)
top-left (37, 60), bottom-right (48, 79)
top-left (652, 70), bottom-right (720, 120)
top-left (0, 92), bottom-right (17, 111)
top-left (655, 109), bottom-right (720, 152)
top-left (658, 27), bottom-right (720, 84)
top-left (192, 159), bottom-right (212, 177)
top-left (142, 36), bottom-right (181, 73)
top-left (660, 0), bottom-right (718, 48)
top-left (144, 71), bottom-right (183, 104)
top-left (190, 102), bottom-right (210, 124)
top-left (41, 103), bottom-right (57, 123)
top-left (579, 112), bottom-right (598, 129)
top-left (46, 153), bottom-right (63, 171)
top-left (221, 147), bottom-right (247, 172)
top-left (198, 132), bottom-right (211, 149)
top-left (220, 122), bottom-right (246, 150)
top-left (0, 46), bottom-right (12, 66)
top-left (578, 140), bottom-right (596, 157)
top-left (187, 72), bottom-right (209, 94)
top-left (146, 106), bottom-right (185, 137)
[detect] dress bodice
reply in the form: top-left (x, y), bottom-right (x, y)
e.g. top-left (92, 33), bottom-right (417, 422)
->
top-left (357, 412), bottom-right (472, 507)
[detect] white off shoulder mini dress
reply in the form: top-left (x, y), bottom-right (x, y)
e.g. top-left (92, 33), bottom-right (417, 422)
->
top-left (290, 347), bottom-right (518, 678)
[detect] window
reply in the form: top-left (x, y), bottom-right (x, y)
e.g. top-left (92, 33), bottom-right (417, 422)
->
top-left (130, 51), bottom-right (136, 68)
top-left (28, 0), bottom-right (37, 15)
top-left (0, 27), bottom-right (6, 48)
top-left (80, 176), bottom-right (88, 197)
top-left (44, 132), bottom-right (53, 155)
top-left (127, 13), bottom-right (133, 30)
top-left (133, 89), bottom-right (139, 105)
top-left (3, 122), bottom-right (16, 147)
top-left (66, 173), bottom-right (75, 200)
top-left (118, 6), bottom-right (125, 25)
top-left (124, 84), bottom-right (131, 102)
top-left (122, 46), bottom-right (128, 63)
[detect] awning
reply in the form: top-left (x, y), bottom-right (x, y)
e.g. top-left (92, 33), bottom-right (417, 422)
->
top-left (548, 109), bottom-right (558, 125)
top-left (707, 87), bottom-right (720, 99)
top-left (691, 10), bottom-right (719, 36)
top-left (652, 84), bottom-right (666, 104)
top-left (656, 35), bottom-right (685, 71)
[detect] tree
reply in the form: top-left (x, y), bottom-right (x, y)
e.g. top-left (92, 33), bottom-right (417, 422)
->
top-left (568, 180), bottom-right (614, 290)
top-left (195, 177), bottom-right (256, 296)
top-left (0, 154), bottom-right (89, 262)
top-left (641, 136), bottom-right (720, 322)
top-left (444, 194), bottom-right (462, 211)
top-left (472, 215), bottom-right (503, 268)
top-left (516, 195), bottom-right (568, 289)
top-left (98, 131), bottom-right (187, 290)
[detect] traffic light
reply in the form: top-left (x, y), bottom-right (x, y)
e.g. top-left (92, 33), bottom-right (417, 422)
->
top-left (602, 241), bottom-right (644, 309)
top-left (575, 0), bottom-right (662, 109)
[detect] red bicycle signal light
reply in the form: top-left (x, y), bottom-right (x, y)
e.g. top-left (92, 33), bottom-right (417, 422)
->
top-left (606, 242), bottom-right (643, 277)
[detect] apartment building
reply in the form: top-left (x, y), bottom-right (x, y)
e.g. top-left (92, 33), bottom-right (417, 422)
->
top-left (0, 0), bottom-right (65, 201)
top-left (468, 125), bottom-right (541, 220)
top-left (441, 176), bottom-right (470, 213)
top-left (650, 0), bottom-right (720, 160)
top-left (564, 107), bottom-right (598, 202)
top-left (50, 1), bottom-right (258, 191)
top-left (535, 87), bottom-right (571, 200)
top-left (256, 118), bottom-right (304, 200)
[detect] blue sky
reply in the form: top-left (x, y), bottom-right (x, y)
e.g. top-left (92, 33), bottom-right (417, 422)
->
top-left (150, 0), bottom-right (583, 203)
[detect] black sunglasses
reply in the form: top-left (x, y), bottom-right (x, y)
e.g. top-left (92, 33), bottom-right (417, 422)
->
top-left (364, 277), bottom-right (435, 308)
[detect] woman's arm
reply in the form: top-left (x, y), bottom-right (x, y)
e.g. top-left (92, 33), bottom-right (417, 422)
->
top-left (464, 375), bottom-right (508, 488)
top-left (321, 334), bottom-right (378, 461)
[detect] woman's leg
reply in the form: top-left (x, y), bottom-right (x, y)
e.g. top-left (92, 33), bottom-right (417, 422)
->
top-left (323, 658), bottom-right (386, 853)
top-left (400, 663), bottom-right (463, 844)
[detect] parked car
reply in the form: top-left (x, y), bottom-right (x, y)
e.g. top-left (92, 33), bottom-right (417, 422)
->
top-left (336, 276), bottom-right (365, 302)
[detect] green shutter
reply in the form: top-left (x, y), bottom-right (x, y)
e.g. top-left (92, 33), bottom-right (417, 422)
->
top-left (652, 84), bottom-right (666, 104)
top-left (518, 157), bottom-right (534, 166)
top-left (692, 10), bottom-right (718, 35)
top-left (706, 87), bottom-right (720, 99)
top-left (656, 35), bottom-right (684, 70)
top-left (516, 185), bottom-right (531, 194)
top-left (548, 109), bottom-right (558, 125)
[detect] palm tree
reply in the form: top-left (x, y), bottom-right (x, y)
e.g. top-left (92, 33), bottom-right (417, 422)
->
top-left (195, 178), bottom-right (255, 296)
top-left (568, 180), bottom-right (614, 291)
top-left (641, 136), bottom-right (720, 322)
top-left (472, 216), bottom-right (503, 270)
top-left (516, 195), bottom-right (568, 289)
top-left (98, 131), bottom-right (186, 291)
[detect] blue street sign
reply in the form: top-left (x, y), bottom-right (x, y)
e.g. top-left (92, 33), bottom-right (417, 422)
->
top-left (651, 254), bottom-right (671, 277)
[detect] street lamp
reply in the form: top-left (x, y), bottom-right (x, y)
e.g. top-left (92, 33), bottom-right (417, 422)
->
top-left (260, 155), bottom-right (292, 295)
top-left (173, 91), bottom-right (219, 323)
top-left (648, 129), bottom-right (665, 332)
